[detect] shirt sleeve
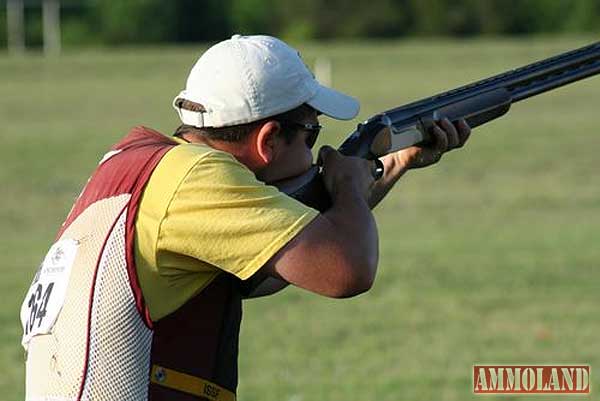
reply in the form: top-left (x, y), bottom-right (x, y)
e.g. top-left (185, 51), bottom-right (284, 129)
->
top-left (156, 149), bottom-right (319, 280)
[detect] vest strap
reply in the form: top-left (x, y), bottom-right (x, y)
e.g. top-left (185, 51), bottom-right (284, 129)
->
top-left (150, 364), bottom-right (236, 401)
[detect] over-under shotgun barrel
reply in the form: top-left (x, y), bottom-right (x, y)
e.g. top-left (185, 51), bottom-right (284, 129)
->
top-left (509, 42), bottom-right (600, 101)
top-left (384, 41), bottom-right (600, 114)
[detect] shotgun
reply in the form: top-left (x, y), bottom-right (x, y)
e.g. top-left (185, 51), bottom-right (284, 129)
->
top-left (276, 41), bottom-right (600, 211)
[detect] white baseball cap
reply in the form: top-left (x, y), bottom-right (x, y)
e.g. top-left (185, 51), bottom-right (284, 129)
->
top-left (173, 34), bottom-right (360, 128)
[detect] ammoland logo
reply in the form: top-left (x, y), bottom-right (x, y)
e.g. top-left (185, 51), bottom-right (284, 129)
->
top-left (473, 365), bottom-right (590, 394)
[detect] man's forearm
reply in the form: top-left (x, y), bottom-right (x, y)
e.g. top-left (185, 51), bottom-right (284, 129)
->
top-left (323, 181), bottom-right (379, 285)
top-left (260, 182), bottom-right (379, 299)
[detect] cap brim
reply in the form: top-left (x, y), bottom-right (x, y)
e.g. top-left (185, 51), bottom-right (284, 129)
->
top-left (306, 85), bottom-right (360, 120)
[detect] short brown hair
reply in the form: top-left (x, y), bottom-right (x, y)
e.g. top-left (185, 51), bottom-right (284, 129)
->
top-left (173, 99), bottom-right (315, 144)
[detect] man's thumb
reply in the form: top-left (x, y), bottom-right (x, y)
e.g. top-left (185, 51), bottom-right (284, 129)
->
top-left (317, 145), bottom-right (335, 166)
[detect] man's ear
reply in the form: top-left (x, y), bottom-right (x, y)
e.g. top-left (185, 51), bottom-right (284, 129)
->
top-left (254, 120), bottom-right (281, 164)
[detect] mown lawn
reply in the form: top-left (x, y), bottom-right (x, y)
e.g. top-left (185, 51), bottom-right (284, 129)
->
top-left (1, 36), bottom-right (598, 401)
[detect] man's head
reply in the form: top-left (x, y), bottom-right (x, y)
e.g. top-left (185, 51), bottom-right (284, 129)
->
top-left (172, 34), bottom-right (360, 182)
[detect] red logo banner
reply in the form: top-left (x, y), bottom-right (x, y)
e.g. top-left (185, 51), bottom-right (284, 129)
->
top-left (473, 365), bottom-right (590, 394)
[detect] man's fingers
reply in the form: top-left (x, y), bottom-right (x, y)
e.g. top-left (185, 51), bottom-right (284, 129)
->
top-left (439, 118), bottom-right (460, 148)
top-left (432, 122), bottom-right (449, 153)
top-left (456, 118), bottom-right (471, 147)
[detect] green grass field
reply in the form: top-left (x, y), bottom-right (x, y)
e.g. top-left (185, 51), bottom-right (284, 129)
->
top-left (1, 37), bottom-right (599, 400)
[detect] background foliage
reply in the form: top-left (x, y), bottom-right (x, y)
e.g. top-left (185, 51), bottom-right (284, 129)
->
top-left (0, 0), bottom-right (599, 48)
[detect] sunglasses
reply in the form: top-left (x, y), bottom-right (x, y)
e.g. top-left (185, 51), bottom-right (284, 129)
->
top-left (280, 121), bottom-right (323, 149)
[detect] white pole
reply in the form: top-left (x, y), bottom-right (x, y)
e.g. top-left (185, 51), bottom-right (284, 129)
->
top-left (43, 0), bottom-right (61, 56)
top-left (7, 0), bottom-right (25, 54)
top-left (314, 57), bottom-right (333, 87)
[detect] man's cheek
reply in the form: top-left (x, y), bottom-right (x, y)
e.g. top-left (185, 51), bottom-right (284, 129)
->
top-left (305, 149), bottom-right (314, 167)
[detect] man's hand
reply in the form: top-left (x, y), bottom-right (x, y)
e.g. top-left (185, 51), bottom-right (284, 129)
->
top-left (368, 118), bottom-right (472, 208)
top-left (318, 145), bottom-right (375, 202)
top-left (393, 118), bottom-right (471, 170)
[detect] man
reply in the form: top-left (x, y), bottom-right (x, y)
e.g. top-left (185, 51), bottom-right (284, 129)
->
top-left (20, 35), bottom-right (470, 400)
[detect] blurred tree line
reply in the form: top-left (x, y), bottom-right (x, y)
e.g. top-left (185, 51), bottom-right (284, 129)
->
top-left (1, 0), bottom-right (599, 47)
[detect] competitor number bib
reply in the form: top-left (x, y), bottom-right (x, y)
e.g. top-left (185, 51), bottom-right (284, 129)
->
top-left (20, 239), bottom-right (79, 348)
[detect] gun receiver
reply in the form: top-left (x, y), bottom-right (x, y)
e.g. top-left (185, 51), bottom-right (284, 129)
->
top-left (278, 42), bottom-right (600, 211)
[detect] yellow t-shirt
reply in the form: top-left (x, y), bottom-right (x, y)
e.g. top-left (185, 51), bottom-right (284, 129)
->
top-left (134, 138), bottom-right (319, 321)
